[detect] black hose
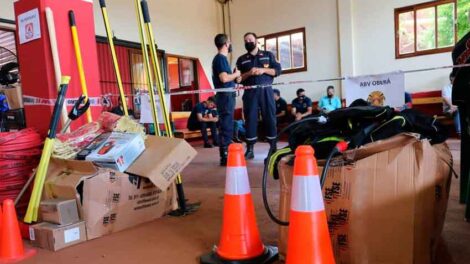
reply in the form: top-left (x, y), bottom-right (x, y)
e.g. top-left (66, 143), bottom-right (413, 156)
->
top-left (262, 147), bottom-right (288, 226)
top-left (320, 148), bottom-right (339, 187)
top-left (262, 115), bottom-right (328, 226)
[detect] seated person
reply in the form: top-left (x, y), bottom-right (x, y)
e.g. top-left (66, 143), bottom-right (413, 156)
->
top-left (187, 97), bottom-right (219, 148)
top-left (273, 89), bottom-right (288, 124)
top-left (318, 85), bottom-right (341, 113)
top-left (110, 96), bottom-right (134, 116)
top-left (395, 92), bottom-right (413, 111)
top-left (233, 119), bottom-right (246, 143)
top-left (443, 74), bottom-right (461, 136)
top-left (404, 92), bottom-right (412, 109)
top-left (291, 88), bottom-right (313, 121)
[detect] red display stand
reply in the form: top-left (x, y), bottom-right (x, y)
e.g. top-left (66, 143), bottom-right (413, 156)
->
top-left (14, 0), bottom-right (101, 135)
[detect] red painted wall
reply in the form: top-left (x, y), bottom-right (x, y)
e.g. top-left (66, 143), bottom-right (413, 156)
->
top-left (15, 0), bottom-right (101, 134)
top-left (96, 42), bottom-right (134, 111)
top-left (197, 59), bottom-right (214, 102)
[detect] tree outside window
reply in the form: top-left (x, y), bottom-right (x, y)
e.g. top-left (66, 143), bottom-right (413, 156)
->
top-left (395, 0), bottom-right (470, 58)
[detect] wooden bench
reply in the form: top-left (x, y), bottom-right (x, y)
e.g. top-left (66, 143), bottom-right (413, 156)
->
top-left (174, 128), bottom-right (212, 140)
top-left (411, 91), bottom-right (453, 125)
top-left (171, 111), bottom-right (214, 140)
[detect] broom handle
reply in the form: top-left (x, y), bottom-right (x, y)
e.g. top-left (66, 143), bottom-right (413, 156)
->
top-left (45, 7), bottom-right (70, 132)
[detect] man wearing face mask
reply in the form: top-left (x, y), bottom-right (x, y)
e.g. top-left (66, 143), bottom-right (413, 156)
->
top-left (291, 88), bottom-right (313, 121)
top-left (236, 32), bottom-right (282, 159)
top-left (318, 85), bottom-right (342, 113)
top-left (212, 33), bottom-right (241, 166)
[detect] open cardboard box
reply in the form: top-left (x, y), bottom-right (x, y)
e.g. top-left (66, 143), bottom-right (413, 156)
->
top-left (0, 85), bottom-right (23, 110)
top-left (278, 134), bottom-right (453, 263)
top-left (44, 136), bottom-right (197, 240)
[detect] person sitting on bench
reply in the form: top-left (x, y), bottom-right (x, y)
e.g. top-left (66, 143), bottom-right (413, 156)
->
top-left (291, 88), bottom-right (313, 121)
top-left (187, 97), bottom-right (219, 148)
top-left (442, 74), bottom-right (461, 137)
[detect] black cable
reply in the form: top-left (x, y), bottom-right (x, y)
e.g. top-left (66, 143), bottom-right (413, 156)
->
top-left (320, 148), bottom-right (338, 188)
top-left (262, 115), bottom-right (327, 226)
top-left (262, 147), bottom-right (288, 226)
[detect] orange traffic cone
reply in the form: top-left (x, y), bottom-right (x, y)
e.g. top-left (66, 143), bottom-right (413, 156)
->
top-left (286, 145), bottom-right (335, 264)
top-left (200, 143), bottom-right (278, 264)
top-left (0, 199), bottom-right (35, 263)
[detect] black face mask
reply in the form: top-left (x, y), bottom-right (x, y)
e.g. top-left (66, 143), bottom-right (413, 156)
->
top-left (299, 95), bottom-right (305, 100)
top-left (228, 44), bottom-right (233, 53)
top-left (327, 94), bottom-right (333, 98)
top-left (245, 42), bottom-right (256, 52)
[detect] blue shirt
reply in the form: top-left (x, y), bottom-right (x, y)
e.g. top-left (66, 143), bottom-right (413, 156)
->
top-left (319, 96), bottom-right (341, 112)
top-left (187, 103), bottom-right (217, 130)
top-left (292, 97), bottom-right (313, 114)
top-left (212, 54), bottom-right (234, 89)
top-left (236, 50), bottom-right (281, 87)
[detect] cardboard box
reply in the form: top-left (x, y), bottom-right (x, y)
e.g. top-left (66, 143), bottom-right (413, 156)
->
top-left (44, 136), bottom-right (196, 239)
top-left (127, 135), bottom-right (197, 191)
top-left (278, 134), bottom-right (452, 263)
top-left (86, 132), bottom-right (145, 172)
top-left (40, 199), bottom-right (80, 225)
top-left (0, 85), bottom-right (23, 110)
top-left (44, 160), bottom-right (177, 240)
top-left (30, 221), bottom-right (86, 251)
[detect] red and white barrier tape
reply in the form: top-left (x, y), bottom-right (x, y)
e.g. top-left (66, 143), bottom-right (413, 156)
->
top-left (19, 63), bottom-right (470, 101)
top-left (22, 95), bottom-right (112, 107)
top-left (168, 63), bottom-right (470, 96)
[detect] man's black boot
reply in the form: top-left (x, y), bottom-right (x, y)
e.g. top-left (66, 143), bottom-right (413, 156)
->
top-left (233, 126), bottom-right (242, 143)
top-left (245, 143), bottom-right (255, 160)
top-left (219, 146), bottom-right (228, 166)
top-left (268, 139), bottom-right (277, 153)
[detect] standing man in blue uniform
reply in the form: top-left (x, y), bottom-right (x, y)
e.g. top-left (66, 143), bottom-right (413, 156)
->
top-left (236, 32), bottom-right (282, 159)
top-left (212, 33), bottom-right (241, 166)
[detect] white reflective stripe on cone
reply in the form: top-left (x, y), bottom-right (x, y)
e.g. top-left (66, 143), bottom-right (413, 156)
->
top-left (291, 175), bottom-right (325, 212)
top-left (225, 167), bottom-right (251, 195)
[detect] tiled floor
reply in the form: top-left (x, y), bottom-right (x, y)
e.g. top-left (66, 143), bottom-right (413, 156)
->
top-left (23, 140), bottom-right (468, 264)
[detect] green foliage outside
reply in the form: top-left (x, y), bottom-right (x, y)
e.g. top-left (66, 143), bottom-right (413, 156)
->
top-left (457, 0), bottom-right (470, 40)
top-left (418, 0), bottom-right (470, 50)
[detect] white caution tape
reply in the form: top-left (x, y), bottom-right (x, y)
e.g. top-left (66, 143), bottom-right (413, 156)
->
top-left (19, 63), bottom-right (470, 101)
top-left (23, 95), bottom-right (104, 106)
top-left (169, 63), bottom-right (470, 96)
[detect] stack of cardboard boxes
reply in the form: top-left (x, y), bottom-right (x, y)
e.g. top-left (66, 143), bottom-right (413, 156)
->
top-left (27, 135), bottom-right (197, 250)
top-left (31, 199), bottom-right (86, 251)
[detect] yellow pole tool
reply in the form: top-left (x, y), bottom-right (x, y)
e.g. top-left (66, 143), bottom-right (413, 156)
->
top-left (141, 1), bottom-right (172, 137)
top-left (98, 0), bottom-right (128, 116)
top-left (140, 0), bottom-right (201, 215)
top-left (134, 0), bottom-right (161, 136)
top-left (24, 76), bottom-right (71, 223)
top-left (69, 11), bottom-right (92, 123)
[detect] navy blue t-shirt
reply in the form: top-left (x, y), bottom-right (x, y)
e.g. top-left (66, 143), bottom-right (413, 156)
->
top-left (292, 97), bottom-right (313, 114)
top-left (212, 54), bottom-right (235, 89)
top-left (187, 103), bottom-right (217, 130)
top-left (276, 98), bottom-right (288, 115)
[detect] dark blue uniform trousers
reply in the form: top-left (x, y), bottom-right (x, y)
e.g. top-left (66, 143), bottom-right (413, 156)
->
top-left (200, 121), bottom-right (218, 145)
top-left (242, 86), bottom-right (277, 144)
top-left (216, 93), bottom-right (235, 148)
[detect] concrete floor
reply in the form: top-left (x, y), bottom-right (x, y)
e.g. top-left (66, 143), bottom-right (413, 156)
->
top-left (22, 140), bottom-right (469, 264)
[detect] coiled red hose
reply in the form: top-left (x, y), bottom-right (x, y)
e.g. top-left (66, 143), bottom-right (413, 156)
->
top-left (0, 128), bottom-right (42, 216)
